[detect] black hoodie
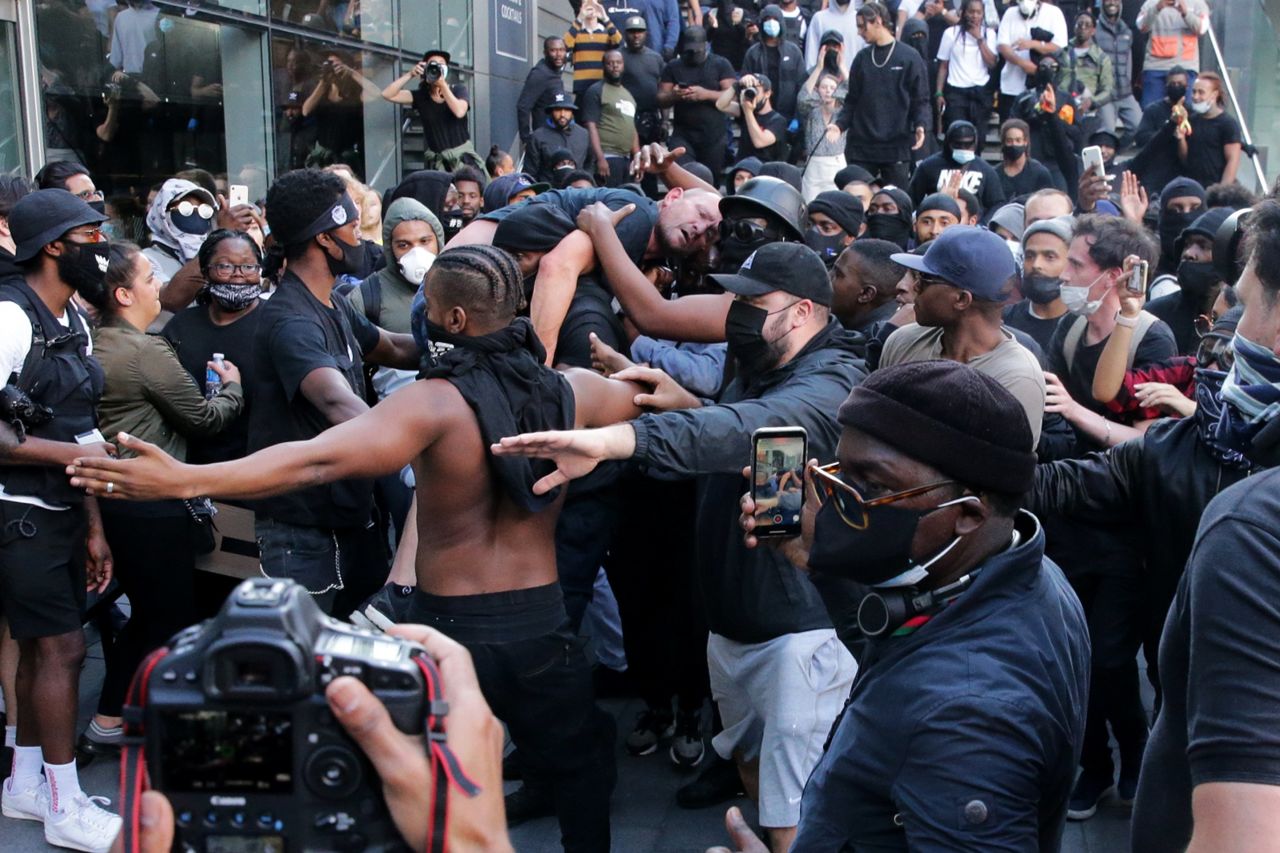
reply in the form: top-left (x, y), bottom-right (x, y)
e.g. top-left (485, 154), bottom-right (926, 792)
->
top-left (630, 320), bottom-right (868, 643)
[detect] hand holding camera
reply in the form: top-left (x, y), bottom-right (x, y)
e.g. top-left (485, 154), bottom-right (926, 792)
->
top-left (738, 75), bottom-right (760, 110)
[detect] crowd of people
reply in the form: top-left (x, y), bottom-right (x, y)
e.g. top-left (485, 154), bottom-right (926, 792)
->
top-left (2, 1), bottom-right (1280, 852)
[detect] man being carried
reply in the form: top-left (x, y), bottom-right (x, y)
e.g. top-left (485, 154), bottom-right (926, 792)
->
top-left (66, 245), bottom-right (647, 853)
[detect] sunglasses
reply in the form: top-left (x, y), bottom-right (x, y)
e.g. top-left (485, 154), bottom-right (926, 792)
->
top-left (171, 200), bottom-right (215, 220)
top-left (917, 274), bottom-right (955, 291)
top-left (721, 219), bottom-right (770, 243)
top-left (1195, 333), bottom-right (1234, 370)
top-left (810, 462), bottom-right (957, 529)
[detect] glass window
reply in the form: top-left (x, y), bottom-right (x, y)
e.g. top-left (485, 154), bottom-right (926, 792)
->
top-left (0, 22), bottom-right (23, 174)
top-left (270, 0), bottom-right (396, 47)
top-left (440, 0), bottom-right (473, 67)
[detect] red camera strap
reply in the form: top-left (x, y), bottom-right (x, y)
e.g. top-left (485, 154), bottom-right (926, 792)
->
top-left (117, 646), bottom-right (170, 853)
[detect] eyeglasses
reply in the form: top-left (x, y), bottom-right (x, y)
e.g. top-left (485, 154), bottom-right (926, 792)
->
top-left (810, 462), bottom-right (957, 529)
top-left (66, 227), bottom-right (106, 243)
top-left (916, 274), bottom-right (955, 291)
top-left (1193, 313), bottom-right (1216, 338)
top-left (1195, 333), bottom-right (1234, 370)
top-left (74, 188), bottom-right (104, 202)
top-left (208, 262), bottom-right (262, 278)
top-left (171, 200), bottom-right (215, 220)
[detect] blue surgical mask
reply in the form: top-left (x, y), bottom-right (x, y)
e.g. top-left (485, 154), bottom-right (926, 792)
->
top-left (952, 149), bottom-right (976, 165)
top-left (763, 19), bottom-right (782, 37)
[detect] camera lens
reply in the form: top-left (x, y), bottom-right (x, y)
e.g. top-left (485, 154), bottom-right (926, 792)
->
top-left (303, 745), bottom-right (363, 799)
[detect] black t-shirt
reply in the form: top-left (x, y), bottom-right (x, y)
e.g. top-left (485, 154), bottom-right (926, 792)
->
top-left (997, 158), bottom-right (1055, 199)
top-left (1147, 291), bottom-right (1202, 356)
top-left (736, 108), bottom-right (790, 162)
top-left (161, 302), bottom-right (266, 465)
top-left (1132, 468), bottom-right (1280, 852)
top-left (1003, 300), bottom-right (1064, 362)
top-left (1047, 314), bottom-right (1178, 424)
top-left (248, 274), bottom-right (381, 529)
top-left (660, 54), bottom-right (735, 137)
top-left (1184, 112), bottom-right (1241, 190)
top-left (621, 46), bottom-right (665, 113)
top-left (481, 188), bottom-right (659, 267)
top-left (411, 83), bottom-right (472, 154)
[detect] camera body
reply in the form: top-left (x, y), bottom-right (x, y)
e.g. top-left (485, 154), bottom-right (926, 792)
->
top-left (423, 61), bottom-right (447, 84)
top-left (739, 83), bottom-right (759, 102)
top-left (143, 579), bottom-right (427, 853)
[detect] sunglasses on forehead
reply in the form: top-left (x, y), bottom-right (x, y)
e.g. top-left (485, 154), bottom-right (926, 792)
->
top-left (809, 462), bottom-right (959, 530)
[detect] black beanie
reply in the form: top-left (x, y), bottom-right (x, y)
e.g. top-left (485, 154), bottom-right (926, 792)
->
top-left (808, 191), bottom-right (864, 237)
top-left (834, 164), bottom-right (874, 190)
top-left (918, 192), bottom-right (962, 219)
top-left (493, 204), bottom-right (576, 252)
top-left (836, 361), bottom-right (1037, 494)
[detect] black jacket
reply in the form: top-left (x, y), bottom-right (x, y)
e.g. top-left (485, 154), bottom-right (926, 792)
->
top-left (527, 121), bottom-right (595, 184)
top-left (835, 41), bottom-right (931, 163)
top-left (1029, 415), bottom-right (1265, 617)
top-left (741, 39), bottom-right (806, 121)
top-left (517, 60), bottom-right (567, 144)
top-left (630, 320), bottom-right (866, 643)
top-left (793, 512), bottom-right (1090, 851)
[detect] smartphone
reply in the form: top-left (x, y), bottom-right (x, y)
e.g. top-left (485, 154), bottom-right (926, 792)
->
top-left (228, 184), bottom-right (249, 207)
top-left (1127, 259), bottom-right (1149, 295)
top-left (1081, 145), bottom-right (1110, 181)
top-left (750, 427), bottom-right (808, 539)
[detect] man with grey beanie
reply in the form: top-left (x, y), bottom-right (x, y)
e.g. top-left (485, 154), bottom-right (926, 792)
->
top-left (1004, 214), bottom-right (1074, 354)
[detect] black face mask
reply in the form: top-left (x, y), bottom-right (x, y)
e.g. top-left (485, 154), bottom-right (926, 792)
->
top-left (864, 213), bottom-right (912, 249)
top-left (805, 228), bottom-right (846, 268)
top-left (1166, 83), bottom-right (1187, 103)
top-left (1001, 143), bottom-right (1027, 162)
top-left (807, 496), bottom-right (957, 586)
top-left (1021, 272), bottom-right (1062, 305)
top-left (322, 230), bottom-right (364, 278)
top-left (718, 219), bottom-right (776, 271)
top-left (681, 47), bottom-right (707, 65)
top-left (56, 241), bottom-right (111, 302)
top-left (1159, 210), bottom-right (1199, 262)
top-left (206, 281), bottom-right (262, 312)
top-left (1177, 259), bottom-right (1219, 299)
top-left (1034, 65), bottom-right (1059, 87)
top-left (724, 300), bottom-right (790, 377)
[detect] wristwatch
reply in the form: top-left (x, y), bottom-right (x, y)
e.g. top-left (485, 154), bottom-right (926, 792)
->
top-left (1114, 311), bottom-right (1140, 328)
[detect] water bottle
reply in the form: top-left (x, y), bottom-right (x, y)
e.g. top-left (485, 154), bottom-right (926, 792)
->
top-left (206, 353), bottom-right (225, 400)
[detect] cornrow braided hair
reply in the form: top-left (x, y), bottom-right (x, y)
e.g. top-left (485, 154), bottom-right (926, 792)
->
top-left (430, 244), bottom-right (526, 317)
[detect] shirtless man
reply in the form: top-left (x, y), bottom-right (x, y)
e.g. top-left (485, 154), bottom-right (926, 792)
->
top-left (66, 245), bottom-right (642, 853)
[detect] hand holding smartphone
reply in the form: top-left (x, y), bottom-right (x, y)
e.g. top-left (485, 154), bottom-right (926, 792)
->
top-left (750, 427), bottom-right (807, 538)
top-left (228, 184), bottom-right (249, 208)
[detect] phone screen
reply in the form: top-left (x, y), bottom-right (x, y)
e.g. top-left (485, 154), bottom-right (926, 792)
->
top-left (751, 429), bottom-right (807, 538)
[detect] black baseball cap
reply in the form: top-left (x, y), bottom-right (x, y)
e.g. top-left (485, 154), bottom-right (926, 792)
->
top-left (11, 188), bottom-right (107, 262)
top-left (820, 29), bottom-right (844, 46)
top-left (548, 91), bottom-right (578, 112)
top-left (624, 15), bottom-right (647, 30)
top-left (710, 242), bottom-right (832, 306)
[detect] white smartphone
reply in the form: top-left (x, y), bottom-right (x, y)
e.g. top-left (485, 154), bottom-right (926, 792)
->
top-left (1081, 146), bottom-right (1110, 181)
top-left (228, 184), bottom-right (249, 207)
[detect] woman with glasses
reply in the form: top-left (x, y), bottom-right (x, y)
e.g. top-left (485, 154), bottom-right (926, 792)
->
top-left (75, 241), bottom-right (245, 764)
top-left (161, 229), bottom-right (266, 465)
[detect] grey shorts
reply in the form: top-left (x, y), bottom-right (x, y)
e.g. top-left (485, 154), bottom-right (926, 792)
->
top-left (707, 629), bottom-right (857, 828)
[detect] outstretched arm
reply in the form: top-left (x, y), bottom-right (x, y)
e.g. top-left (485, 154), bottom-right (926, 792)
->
top-left (67, 380), bottom-right (461, 501)
top-left (528, 230), bottom-right (599, 364)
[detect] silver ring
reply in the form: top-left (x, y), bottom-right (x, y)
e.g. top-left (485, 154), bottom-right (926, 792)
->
top-left (106, 482), bottom-right (115, 495)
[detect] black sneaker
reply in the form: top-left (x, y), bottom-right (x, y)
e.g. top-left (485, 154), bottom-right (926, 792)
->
top-left (348, 583), bottom-right (417, 632)
top-left (1117, 772), bottom-right (1139, 805)
top-left (669, 709), bottom-right (705, 769)
top-left (676, 754), bottom-right (745, 810)
top-left (505, 783), bottom-right (555, 827)
top-left (625, 707), bottom-right (674, 757)
top-left (1067, 773), bottom-right (1115, 820)
top-left (75, 732), bottom-right (121, 767)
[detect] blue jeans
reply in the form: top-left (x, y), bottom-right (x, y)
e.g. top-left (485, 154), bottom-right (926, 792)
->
top-left (255, 517), bottom-right (387, 615)
top-left (1141, 68), bottom-right (1197, 108)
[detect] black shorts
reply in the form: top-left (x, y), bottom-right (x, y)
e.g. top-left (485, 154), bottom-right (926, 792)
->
top-left (0, 501), bottom-right (87, 640)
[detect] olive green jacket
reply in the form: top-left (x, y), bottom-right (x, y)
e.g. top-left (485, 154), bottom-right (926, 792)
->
top-left (93, 316), bottom-right (243, 461)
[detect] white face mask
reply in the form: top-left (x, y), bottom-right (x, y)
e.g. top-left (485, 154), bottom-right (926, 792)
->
top-left (1059, 270), bottom-right (1110, 316)
top-left (1005, 238), bottom-right (1023, 265)
top-left (398, 246), bottom-right (436, 286)
top-left (1018, 0), bottom-right (1038, 17)
top-left (762, 19), bottom-right (782, 37)
top-left (1190, 99), bottom-right (1212, 115)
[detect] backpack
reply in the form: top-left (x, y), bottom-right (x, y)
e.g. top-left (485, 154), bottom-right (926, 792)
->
top-left (1061, 310), bottom-right (1157, 373)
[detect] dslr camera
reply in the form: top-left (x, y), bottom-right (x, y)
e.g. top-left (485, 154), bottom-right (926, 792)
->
top-left (141, 579), bottom-right (430, 852)
top-left (737, 81), bottom-right (759, 101)
top-left (423, 61), bottom-right (448, 84)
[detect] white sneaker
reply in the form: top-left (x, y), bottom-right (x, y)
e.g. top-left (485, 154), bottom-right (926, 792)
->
top-left (1, 774), bottom-right (47, 821)
top-left (43, 790), bottom-right (122, 853)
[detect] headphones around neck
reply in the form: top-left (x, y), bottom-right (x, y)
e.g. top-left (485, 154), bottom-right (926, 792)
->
top-left (856, 572), bottom-right (979, 638)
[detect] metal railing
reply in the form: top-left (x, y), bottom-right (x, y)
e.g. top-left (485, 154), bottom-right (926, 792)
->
top-left (1203, 14), bottom-right (1268, 189)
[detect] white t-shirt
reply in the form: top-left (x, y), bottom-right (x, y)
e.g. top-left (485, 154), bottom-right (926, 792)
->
top-left (938, 25), bottom-right (998, 88)
top-left (0, 300), bottom-right (92, 509)
top-left (806, 3), bottom-right (865, 74)
top-left (996, 2), bottom-right (1067, 95)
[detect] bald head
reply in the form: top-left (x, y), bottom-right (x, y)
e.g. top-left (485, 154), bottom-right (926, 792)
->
top-left (1024, 189), bottom-right (1073, 228)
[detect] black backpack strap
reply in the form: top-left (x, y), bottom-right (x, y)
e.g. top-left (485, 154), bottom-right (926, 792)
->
top-left (360, 275), bottom-right (382, 326)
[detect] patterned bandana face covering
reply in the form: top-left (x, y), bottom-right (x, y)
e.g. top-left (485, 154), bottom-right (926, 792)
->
top-left (1212, 334), bottom-right (1280, 455)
